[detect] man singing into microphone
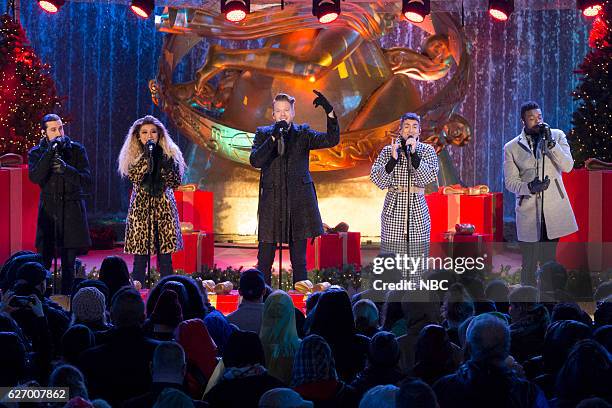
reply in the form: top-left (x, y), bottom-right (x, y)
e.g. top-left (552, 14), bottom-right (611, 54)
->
top-left (250, 91), bottom-right (339, 286)
top-left (370, 113), bottom-right (439, 280)
top-left (28, 114), bottom-right (92, 295)
top-left (503, 101), bottom-right (577, 285)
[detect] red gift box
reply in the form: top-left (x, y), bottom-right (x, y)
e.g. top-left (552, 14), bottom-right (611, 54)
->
top-left (174, 187), bottom-right (214, 232)
top-left (436, 232), bottom-right (493, 271)
top-left (172, 231), bottom-right (215, 274)
top-left (213, 292), bottom-right (240, 315)
top-left (306, 232), bottom-right (361, 271)
top-left (208, 290), bottom-right (307, 315)
top-left (0, 165), bottom-right (40, 262)
top-left (425, 192), bottom-right (503, 242)
top-left (557, 169), bottom-right (612, 272)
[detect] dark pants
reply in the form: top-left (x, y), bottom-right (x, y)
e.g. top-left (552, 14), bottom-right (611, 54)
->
top-left (519, 219), bottom-right (558, 286)
top-left (257, 239), bottom-right (307, 286)
top-left (42, 246), bottom-right (77, 295)
top-left (132, 253), bottom-right (173, 286)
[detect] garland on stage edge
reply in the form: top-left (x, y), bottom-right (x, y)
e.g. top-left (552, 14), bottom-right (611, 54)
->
top-left (0, 14), bottom-right (64, 157)
top-left (85, 264), bottom-right (363, 293)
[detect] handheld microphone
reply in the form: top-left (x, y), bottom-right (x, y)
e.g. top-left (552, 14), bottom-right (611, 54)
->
top-left (400, 138), bottom-right (409, 158)
top-left (277, 120), bottom-right (289, 134)
top-left (146, 139), bottom-right (155, 155)
top-left (276, 120), bottom-right (289, 156)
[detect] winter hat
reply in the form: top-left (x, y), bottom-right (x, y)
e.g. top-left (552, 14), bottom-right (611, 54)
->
top-left (369, 331), bottom-right (400, 366)
top-left (151, 289), bottom-right (183, 327)
top-left (72, 287), bottom-right (106, 323)
top-left (239, 268), bottom-right (266, 301)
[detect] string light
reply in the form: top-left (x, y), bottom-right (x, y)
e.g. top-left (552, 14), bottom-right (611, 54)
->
top-left (0, 15), bottom-right (63, 156)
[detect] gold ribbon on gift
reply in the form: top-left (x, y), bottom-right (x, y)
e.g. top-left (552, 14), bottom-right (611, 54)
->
top-left (441, 184), bottom-right (489, 195)
top-left (180, 222), bottom-right (195, 233)
top-left (177, 183), bottom-right (198, 192)
top-left (313, 282), bottom-right (331, 292)
top-left (214, 281), bottom-right (233, 295)
top-left (196, 231), bottom-right (208, 273)
top-left (202, 279), bottom-right (216, 294)
top-left (295, 280), bottom-right (314, 294)
top-left (339, 232), bottom-right (348, 265)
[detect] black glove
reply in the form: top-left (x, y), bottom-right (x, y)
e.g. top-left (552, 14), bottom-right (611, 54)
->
top-left (273, 120), bottom-right (289, 136)
top-left (51, 157), bottom-right (66, 174)
top-left (160, 154), bottom-right (174, 170)
top-left (528, 176), bottom-right (550, 194)
top-left (400, 138), bottom-right (409, 158)
top-left (312, 90), bottom-right (333, 114)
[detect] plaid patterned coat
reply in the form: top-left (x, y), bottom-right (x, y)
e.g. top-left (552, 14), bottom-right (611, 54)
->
top-left (370, 140), bottom-right (439, 277)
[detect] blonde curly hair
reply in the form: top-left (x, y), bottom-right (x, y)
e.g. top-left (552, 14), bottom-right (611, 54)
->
top-left (117, 115), bottom-right (186, 178)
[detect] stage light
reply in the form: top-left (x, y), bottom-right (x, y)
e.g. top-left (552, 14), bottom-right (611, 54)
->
top-left (313, 0), bottom-right (340, 24)
top-left (402, 0), bottom-right (430, 23)
top-left (488, 0), bottom-right (514, 21)
top-left (130, 0), bottom-right (154, 18)
top-left (37, 0), bottom-right (65, 14)
top-left (577, 0), bottom-right (602, 17)
top-left (221, 0), bottom-right (250, 22)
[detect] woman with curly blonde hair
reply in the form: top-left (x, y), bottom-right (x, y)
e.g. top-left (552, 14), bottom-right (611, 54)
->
top-left (118, 115), bottom-right (186, 284)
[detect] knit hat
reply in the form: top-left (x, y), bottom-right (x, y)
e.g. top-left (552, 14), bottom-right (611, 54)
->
top-left (151, 289), bottom-right (183, 327)
top-left (15, 262), bottom-right (50, 286)
top-left (369, 331), bottom-right (400, 366)
top-left (72, 287), bottom-right (106, 323)
top-left (239, 268), bottom-right (265, 301)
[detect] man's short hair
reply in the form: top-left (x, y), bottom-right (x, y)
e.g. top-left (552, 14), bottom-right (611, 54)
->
top-left (509, 285), bottom-right (539, 305)
top-left (41, 114), bottom-right (61, 130)
top-left (152, 341), bottom-right (186, 375)
top-left (396, 377), bottom-right (438, 408)
top-left (400, 112), bottom-right (421, 128)
top-left (466, 313), bottom-right (510, 362)
top-left (110, 287), bottom-right (145, 328)
top-left (538, 261), bottom-right (568, 292)
top-left (520, 101), bottom-right (540, 121)
top-left (273, 93), bottom-right (295, 107)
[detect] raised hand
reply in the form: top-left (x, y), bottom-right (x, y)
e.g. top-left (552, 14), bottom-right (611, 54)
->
top-left (312, 90), bottom-right (334, 114)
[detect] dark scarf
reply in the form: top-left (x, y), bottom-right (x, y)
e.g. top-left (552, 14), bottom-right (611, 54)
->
top-left (141, 144), bottom-right (164, 197)
top-left (524, 127), bottom-right (542, 157)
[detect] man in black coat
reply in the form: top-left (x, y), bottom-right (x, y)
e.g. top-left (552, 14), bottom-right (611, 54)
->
top-left (78, 287), bottom-right (160, 407)
top-left (28, 114), bottom-right (91, 295)
top-left (250, 91), bottom-right (339, 286)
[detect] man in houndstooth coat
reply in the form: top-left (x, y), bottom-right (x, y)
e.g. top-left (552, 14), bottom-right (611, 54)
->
top-left (370, 113), bottom-right (439, 280)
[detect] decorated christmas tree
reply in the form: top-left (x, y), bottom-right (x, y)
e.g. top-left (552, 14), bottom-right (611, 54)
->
top-left (568, 1), bottom-right (612, 168)
top-left (0, 14), bottom-right (63, 157)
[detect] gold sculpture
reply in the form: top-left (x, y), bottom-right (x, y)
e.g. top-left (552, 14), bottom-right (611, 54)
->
top-left (150, 1), bottom-right (472, 175)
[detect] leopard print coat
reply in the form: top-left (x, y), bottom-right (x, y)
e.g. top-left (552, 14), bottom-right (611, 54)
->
top-left (124, 155), bottom-right (183, 255)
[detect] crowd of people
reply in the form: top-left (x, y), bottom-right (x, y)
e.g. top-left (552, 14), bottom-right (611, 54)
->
top-left (0, 250), bottom-right (611, 407)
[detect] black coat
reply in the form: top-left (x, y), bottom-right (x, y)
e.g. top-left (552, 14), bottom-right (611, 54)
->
top-left (77, 326), bottom-right (161, 407)
top-left (28, 136), bottom-right (92, 250)
top-left (433, 361), bottom-right (548, 408)
top-left (249, 116), bottom-right (339, 243)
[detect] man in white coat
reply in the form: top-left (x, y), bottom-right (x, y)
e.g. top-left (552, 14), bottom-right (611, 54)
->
top-left (503, 101), bottom-right (578, 285)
